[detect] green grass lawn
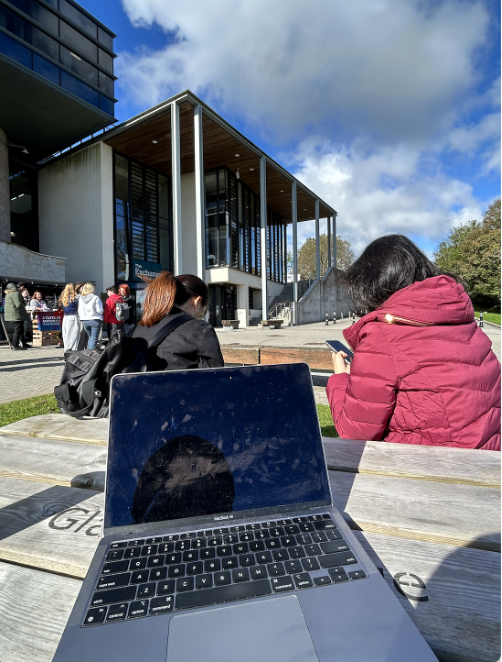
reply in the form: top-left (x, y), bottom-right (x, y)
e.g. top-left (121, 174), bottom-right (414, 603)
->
top-left (317, 404), bottom-right (338, 438)
top-left (0, 394), bottom-right (339, 439)
top-left (475, 311), bottom-right (501, 326)
top-left (0, 393), bottom-right (60, 427)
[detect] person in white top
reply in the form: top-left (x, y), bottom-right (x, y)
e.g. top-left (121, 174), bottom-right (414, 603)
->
top-left (77, 282), bottom-right (103, 350)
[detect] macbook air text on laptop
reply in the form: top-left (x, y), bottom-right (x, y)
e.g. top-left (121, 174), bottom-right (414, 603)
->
top-left (53, 363), bottom-right (437, 662)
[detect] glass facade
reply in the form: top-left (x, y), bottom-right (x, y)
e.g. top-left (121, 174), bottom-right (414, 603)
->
top-left (205, 167), bottom-right (286, 284)
top-left (113, 153), bottom-right (173, 282)
top-left (0, 0), bottom-right (115, 116)
top-left (9, 159), bottom-right (38, 252)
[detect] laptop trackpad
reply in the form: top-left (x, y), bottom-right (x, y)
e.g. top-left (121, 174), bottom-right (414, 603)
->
top-left (166, 595), bottom-right (319, 662)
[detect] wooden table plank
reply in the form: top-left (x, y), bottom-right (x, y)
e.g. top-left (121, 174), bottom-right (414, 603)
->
top-left (331, 471), bottom-right (501, 551)
top-left (0, 414), bottom-right (108, 446)
top-left (260, 346), bottom-right (333, 370)
top-left (355, 531), bottom-right (500, 662)
top-left (323, 437), bottom-right (501, 488)
top-left (0, 561), bottom-right (81, 662)
top-left (0, 434), bottom-right (106, 490)
top-left (0, 476), bottom-right (102, 578)
top-left (220, 346), bottom-right (260, 365)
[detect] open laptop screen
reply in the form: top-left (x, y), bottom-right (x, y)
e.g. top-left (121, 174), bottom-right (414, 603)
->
top-left (105, 364), bottom-right (331, 529)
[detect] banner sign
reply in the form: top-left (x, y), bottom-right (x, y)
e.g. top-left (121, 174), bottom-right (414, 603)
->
top-left (36, 312), bottom-right (62, 332)
top-left (132, 260), bottom-right (163, 282)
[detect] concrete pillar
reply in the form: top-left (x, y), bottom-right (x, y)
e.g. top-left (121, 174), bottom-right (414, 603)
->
top-left (193, 104), bottom-right (205, 279)
top-left (333, 213), bottom-right (337, 269)
top-left (260, 156), bottom-right (268, 319)
top-left (171, 103), bottom-right (182, 275)
top-left (236, 283), bottom-right (248, 328)
top-left (0, 128), bottom-right (10, 244)
top-left (315, 199), bottom-right (320, 281)
top-left (291, 180), bottom-right (298, 325)
top-left (327, 215), bottom-right (331, 270)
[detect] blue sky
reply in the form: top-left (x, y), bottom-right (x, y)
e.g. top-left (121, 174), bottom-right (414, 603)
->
top-left (82, 0), bottom-right (500, 257)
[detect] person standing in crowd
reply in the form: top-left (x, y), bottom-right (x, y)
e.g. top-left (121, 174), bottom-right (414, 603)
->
top-left (4, 283), bottom-right (30, 350)
top-left (29, 291), bottom-right (48, 310)
top-left (327, 234), bottom-right (500, 450)
top-left (20, 287), bottom-right (31, 305)
top-left (75, 282), bottom-right (84, 295)
top-left (103, 286), bottom-right (125, 340)
top-left (118, 283), bottom-right (136, 335)
top-left (133, 272), bottom-right (224, 370)
top-left (78, 282), bottom-right (103, 350)
top-left (58, 283), bottom-right (80, 351)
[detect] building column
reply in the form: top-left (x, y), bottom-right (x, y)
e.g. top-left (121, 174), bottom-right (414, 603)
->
top-left (193, 104), bottom-right (205, 280)
top-left (291, 180), bottom-right (298, 325)
top-left (315, 199), bottom-right (320, 281)
top-left (0, 128), bottom-right (10, 244)
top-left (327, 214), bottom-right (331, 270)
top-left (333, 213), bottom-right (337, 269)
top-left (171, 102), bottom-right (182, 275)
top-left (260, 156), bottom-right (268, 320)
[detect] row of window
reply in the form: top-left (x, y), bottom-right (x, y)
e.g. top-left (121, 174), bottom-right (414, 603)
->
top-left (0, 30), bottom-right (114, 114)
top-left (114, 154), bottom-right (173, 282)
top-left (3, 0), bottom-right (113, 71)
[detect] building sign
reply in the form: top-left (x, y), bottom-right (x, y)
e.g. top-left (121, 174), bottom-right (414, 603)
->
top-left (35, 312), bottom-right (62, 331)
top-left (131, 260), bottom-right (163, 282)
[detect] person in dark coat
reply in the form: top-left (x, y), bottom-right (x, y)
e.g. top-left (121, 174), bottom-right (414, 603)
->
top-left (132, 272), bottom-right (224, 370)
top-left (118, 283), bottom-right (136, 336)
top-left (131, 435), bottom-right (235, 523)
top-left (4, 283), bottom-right (31, 350)
top-left (327, 235), bottom-right (501, 450)
top-left (103, 286), bottom-right (125, 340)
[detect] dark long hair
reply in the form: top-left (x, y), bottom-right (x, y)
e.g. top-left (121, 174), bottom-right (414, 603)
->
top-left (340, 235), bottom-right (458, 311)
top-left (139, 272), bottom-right (209, 327)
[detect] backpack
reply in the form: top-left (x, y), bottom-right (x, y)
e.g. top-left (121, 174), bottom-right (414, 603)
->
top-left (115, 301), bottom-right (130, 322)
top-left (54, 313), bottom-right (191, 418)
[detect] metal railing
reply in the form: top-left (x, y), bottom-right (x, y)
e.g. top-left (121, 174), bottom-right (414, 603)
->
top-left (269, 301), bottom-right (291, 322)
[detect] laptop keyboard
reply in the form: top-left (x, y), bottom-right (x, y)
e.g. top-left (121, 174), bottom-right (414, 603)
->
top-left (83, 514), bottom-right (366, 626)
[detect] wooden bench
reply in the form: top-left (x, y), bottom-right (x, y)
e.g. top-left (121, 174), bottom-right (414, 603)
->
top-left (221, 320), bottom-right (240, 330)
top-left (260, 319), bottom-right (284, 329)
top-left (0, 414), bottom-right (499, 662)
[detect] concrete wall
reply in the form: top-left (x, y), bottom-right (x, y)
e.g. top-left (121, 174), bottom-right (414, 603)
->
top-left (296, 267), bottom-right (351, 324)
top-left (0, 239), bottom-right (65, 282)
top-left (180, 171), bottom-right (198, 275)
top-left (38, 142), bottom-right (114, 293)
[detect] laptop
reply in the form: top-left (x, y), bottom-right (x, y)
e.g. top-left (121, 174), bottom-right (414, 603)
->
top-left (53, 363), bottom-right (437, 662)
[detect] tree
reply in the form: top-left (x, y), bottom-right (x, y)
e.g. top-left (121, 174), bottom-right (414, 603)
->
top-left (434, 199), bottom-right (501, 310)
top-left (297, 234), bottom-right (354, 279)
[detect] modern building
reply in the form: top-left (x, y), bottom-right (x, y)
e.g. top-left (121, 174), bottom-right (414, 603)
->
top-left (0, 0), bottom-right (116, 292)
top-left (36, 90), bottom-right (343, 326)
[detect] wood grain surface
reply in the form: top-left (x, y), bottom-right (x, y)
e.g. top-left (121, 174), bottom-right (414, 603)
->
top-left (220, 346), bottom-right (260, 365)
top-left (323, 437), bottom-right (501, 488)
top-left (331, 471), bottom-right (501, 551)
top-left (0, 414), bottom-right (108, 446)
top-left (0, 561), bottom-right (81, 662)
top-left (0, 434), bottom-right (106, 489)
top-left (356, 531), bottom-right (500, 662)
top-left (0, 476), bottom-right (102, 577)
top-left (260, 346), bottom-right (333, 370)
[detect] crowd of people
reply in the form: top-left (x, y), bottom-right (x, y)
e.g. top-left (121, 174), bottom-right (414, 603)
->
top-left (4, 234), bottom-right (500, 450)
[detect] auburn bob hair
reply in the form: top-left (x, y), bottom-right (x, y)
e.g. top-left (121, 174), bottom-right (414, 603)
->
top-left (139, 272), bottom-right (209, 327)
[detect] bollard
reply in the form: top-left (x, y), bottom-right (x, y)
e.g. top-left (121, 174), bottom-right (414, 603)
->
top-left (341, 311), bottom-right (344, 323)
top-left (325, 312), bottom-right (329, 325)
top-left (479, 312), bottom-right (484, 328)
top-left (352, 313), bottom-right (355, 325)
top-left (333, 311), bottom-right (336, 324)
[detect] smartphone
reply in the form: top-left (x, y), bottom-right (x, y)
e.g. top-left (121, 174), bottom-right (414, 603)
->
top-left (325, 340), bottom-right (354, 364)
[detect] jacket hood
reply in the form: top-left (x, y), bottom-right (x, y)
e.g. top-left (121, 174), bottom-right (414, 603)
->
top-left (108, 293), bottom-right (122, 302)
top-left (80, 293), bottom-right (96, 303)
top-left (344, 275), bottom-right (474, 350)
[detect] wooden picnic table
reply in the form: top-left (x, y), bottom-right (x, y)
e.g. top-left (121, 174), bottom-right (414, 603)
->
top-left (0, 414), bottom-right (499, 662)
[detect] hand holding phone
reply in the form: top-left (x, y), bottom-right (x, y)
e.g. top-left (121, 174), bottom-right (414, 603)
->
top-left (325, 340), bottom-right (354, 363)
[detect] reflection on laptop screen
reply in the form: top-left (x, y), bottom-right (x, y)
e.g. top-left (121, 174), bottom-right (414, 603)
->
top-left (105, 364), bottom-right (331, 529)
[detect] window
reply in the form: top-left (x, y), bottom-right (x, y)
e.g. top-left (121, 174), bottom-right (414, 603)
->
top-left (98, 70), bottom-right (113, 95)
top-left (30, 1), bottom-right (58, 34)
top-left (0, 3), bottom-right (32, 42)
top-left (97, 26), bottom-right (113, 51)
top-left (60, 20), bottom-right (97, 62)
top-left (32, 26), bottom-right (58, 59)
top-left (0, 30), bottom-right (31, 67)
top-left (60, 69), bottom-right (99, 107)
top-left (33, 52), bottom-right (59, 84)
top-left (60, 45), bottom-right (97, 84)
top-left (59, 0), bottom-right (97, 39)
top-left (99, 94), bottom-right (114, 116)
top-left (98, 47), bottom-right (113, 74)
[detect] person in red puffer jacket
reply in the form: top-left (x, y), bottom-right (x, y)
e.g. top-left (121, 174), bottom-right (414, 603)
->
top-left (103, 285), bottom-right (125, 340)
top-left (327, 235), bottom-right (500, 450)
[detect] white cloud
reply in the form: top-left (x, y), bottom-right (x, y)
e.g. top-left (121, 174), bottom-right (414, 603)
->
top-left (285, 137), bottom-right (484, 255)
top-left (117, 0), bottom-right (490, 142)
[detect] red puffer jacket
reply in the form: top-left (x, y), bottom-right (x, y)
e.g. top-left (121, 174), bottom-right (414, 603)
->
top-left (326, 276), bottom-right (501, 449)
top-left (103, 293), bottom-right (124, 325)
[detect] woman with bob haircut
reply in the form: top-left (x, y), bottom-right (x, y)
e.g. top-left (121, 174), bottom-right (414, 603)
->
top-left (77, 282), bottom-right (103, 350)
top-left (132, 272), bottom-right (224, 371)
top-left (327, 234), bottom-right (500, 450)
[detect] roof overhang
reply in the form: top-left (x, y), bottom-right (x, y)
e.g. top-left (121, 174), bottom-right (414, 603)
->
top-left (103, 91), bottom-right (335, 223)
top-left (0, 54), bottom-right (116, 163)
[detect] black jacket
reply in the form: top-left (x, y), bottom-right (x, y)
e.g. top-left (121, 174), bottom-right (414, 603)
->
top-left (132, 307), bottom-right (224, 371)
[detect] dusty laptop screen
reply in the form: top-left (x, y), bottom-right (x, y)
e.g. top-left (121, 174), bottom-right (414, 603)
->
top-left (105, 364), bottom-right (331, 529)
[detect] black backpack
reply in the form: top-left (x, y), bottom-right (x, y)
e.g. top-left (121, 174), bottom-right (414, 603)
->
top-left (54, 313), bottom-right (191, 418)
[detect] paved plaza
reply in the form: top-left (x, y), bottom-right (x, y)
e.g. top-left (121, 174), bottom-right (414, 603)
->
top-left (0, 320), bottom-right (499, 406)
